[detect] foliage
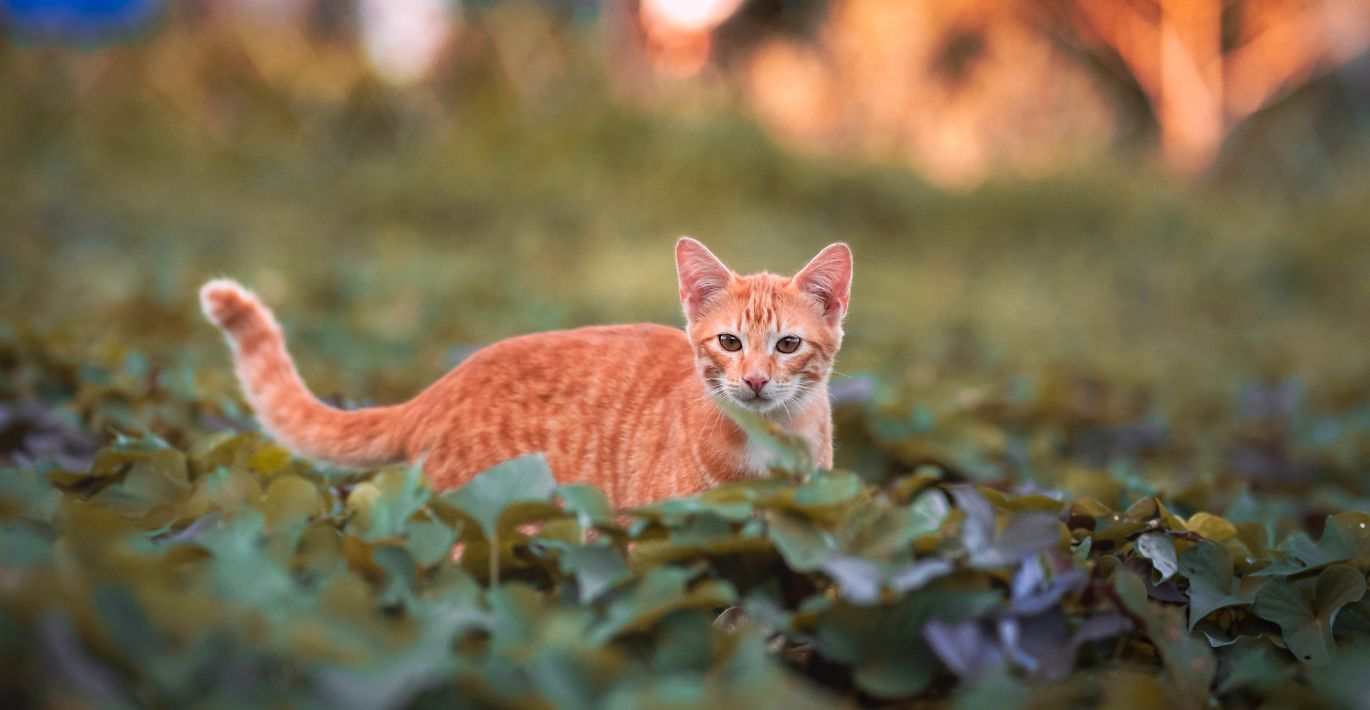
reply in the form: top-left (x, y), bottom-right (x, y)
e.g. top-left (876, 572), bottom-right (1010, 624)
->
top-left (3, 18), bottom-right (1370, 707)
top-left (2, 330), bottom-right (1370, 707)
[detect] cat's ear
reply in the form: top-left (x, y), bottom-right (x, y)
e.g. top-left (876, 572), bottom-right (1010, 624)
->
top-left (676, 237), bottom-right (732, 320)
top-left (794, 243), bottom-right (853, 324)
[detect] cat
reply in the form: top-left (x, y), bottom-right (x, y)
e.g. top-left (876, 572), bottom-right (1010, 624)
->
top-left (199, 238), bottom-right (852, 507)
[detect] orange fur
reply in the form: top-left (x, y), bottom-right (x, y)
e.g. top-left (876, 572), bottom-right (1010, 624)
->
top-left (200, 239), bottom-right (852, 507)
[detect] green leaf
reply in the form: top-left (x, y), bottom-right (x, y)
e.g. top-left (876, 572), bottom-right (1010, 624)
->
top-left (1333, 600), bottom-right (1370, 652)
top-left (261, 475), bottom-right (326, 534)
top-left (766, 511), bottom-right (836, 571)
top-left (1114, 572), bottom-right (1215, 705)
top-left (908, 488), bottom-right (952, 538)
top-left (668, 512), bottom-right (736, 546)
top-left (0, 467), bottom-right (60, 522)
top-left (556, 484), bottom-right (616, 532)
top-left (197, 510), bottom-right (301, 624)
top-left (855, 655), bottom-right (936, 699)
top-left (551, 542), bottom-right (631, 603)
top-left (814, 590), bottom-right (1000, 699)
top-left (1309, 647), bottom-right (1370, 708)
top-left (92, 584), bottom-right (162, 660)
top-left (295, 524), bottom-right (344, 579)
top-left (631, 497), bottom-right (753, 526)
top-left (842, 489), bottom-right (950, 561)
top-left (348, 464), bottom-right (429, 540)
top-left (1214, 637), bottom-right (1297, 697)
top-left (1255, 512), bottom-right (1370, 576)
top-left (1253, 564), bottom-right (1367, 665)
top-left (201, 466), bottom-right (261, 511)
top-left (439, 453), bottom-right (558, 539)
top-left (373, 544), bottom-right (418, 610)
top-left (591, 566), bottom-right (736, 643)
top-left (84, 449), bottom-right (192, 518)
top-left (759, 470), bottom-right (870, 526)
top-left (405, 515), bottom-right (459, 568)
top-left (1180, 539), bottom-right (1267, 631)
top-left (0, 521), bottom-right (52, 568)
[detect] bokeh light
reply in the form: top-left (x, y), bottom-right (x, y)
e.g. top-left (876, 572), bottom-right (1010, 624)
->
top-left (358, 0), bottom-right (457, 86)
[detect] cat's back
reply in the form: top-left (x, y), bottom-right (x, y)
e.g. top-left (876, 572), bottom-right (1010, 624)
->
top-left (407, 323), bottom-right (700, 490)
top-left (471, 322), bottom-right (690, 369)
top-left (418, 323), bottom-right (693, 404)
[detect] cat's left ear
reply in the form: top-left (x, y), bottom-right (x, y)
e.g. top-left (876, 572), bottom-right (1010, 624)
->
top-left (794, 243), bottom-right (853, 324)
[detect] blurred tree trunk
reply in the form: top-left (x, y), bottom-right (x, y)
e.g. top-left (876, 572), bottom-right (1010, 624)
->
top-left (1035, 0), bottom-right (1370, 175)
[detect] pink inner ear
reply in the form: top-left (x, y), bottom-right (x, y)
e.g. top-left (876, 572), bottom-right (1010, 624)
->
top-left (795, 244), bottom-right (852, 322)
top-left (676, 239), bottom-right (732, 318)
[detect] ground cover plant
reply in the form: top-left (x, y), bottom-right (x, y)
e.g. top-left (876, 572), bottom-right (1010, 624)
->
top-left (4, 21), bottom-right (1370, 708)
top-left (5, 302), bottom-right (1370, 708)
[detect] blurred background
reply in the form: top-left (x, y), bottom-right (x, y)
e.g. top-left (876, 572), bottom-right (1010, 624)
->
top-left (3, 0), bottom-right (1370, 501)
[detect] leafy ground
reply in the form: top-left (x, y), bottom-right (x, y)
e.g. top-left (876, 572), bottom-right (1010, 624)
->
top-left (5, 328), bottom-right (1370, 708)
top-left (4, 34), bottom-right (1370, 709)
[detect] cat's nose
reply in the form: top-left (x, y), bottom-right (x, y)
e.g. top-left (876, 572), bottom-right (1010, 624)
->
top-left (743, 374), bottom-right (769, 394)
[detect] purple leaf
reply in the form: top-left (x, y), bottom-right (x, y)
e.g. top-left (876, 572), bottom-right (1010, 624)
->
top-left (820, 555), bottom-right (886, 605)
top-left (924, 620), bottom-right (1004, 680)
top-left (1123, 556), bottom-right (1189, 603)
top-left (1007, 564), bottom-right (1086, 616)
top-left (888, 558), bottom-right (954, 593)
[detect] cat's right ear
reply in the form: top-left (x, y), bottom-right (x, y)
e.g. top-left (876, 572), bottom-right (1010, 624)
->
top-left (676, 237), bottom-right (732, 320)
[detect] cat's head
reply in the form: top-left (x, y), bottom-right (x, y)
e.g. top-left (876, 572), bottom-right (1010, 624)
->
top-left (675, 237), bottom-right (852, 416)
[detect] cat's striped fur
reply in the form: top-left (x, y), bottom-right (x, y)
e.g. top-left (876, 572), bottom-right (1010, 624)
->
top-left (200, 238), bottom-right (852, 506)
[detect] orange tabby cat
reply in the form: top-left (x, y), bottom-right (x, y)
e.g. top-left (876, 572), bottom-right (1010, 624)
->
top-left (200, 238), bottom-right (852, 506)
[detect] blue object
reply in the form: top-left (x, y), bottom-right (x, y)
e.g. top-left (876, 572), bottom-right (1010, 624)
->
top-left (1, 0), bottom-right (164, 45)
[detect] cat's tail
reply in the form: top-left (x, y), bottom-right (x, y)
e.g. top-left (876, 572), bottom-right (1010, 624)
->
top-left (199, 279), bottom-right (410, 469)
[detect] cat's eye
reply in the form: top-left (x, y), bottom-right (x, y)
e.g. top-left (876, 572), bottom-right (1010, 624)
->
top-left (776, 336), bottom-right (802, 354)
top-left (718, 334), bottom-right (742, 352)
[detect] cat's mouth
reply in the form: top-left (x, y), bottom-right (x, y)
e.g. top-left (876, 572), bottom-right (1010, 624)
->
top-left (733, 392), bottom-right (782, 413)
top-left (710, 378), bottom-right (786, 414)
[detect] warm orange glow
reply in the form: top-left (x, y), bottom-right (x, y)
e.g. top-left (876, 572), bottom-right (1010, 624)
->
top-left (1066, 0), bottom-right (1370, 175)
top-left (646, 27), bottom-right (714, 79)
top-left (734, 0), bottom-right (1370, 182)
top-left (742, 0), bottom-right (1118, 188)
top-left (745, 40), bottom-right (835, 148)
top-left (121, 0), bottom-right (1370, 182)
top-left (639, 0), bottom-right (744, 78)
